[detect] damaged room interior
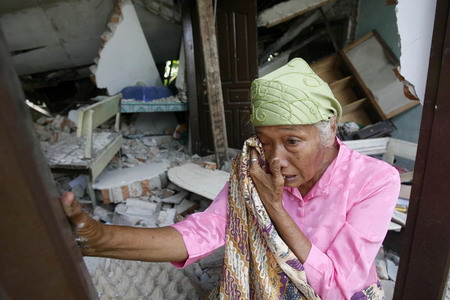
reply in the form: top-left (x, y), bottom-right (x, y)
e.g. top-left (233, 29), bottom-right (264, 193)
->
top-left (0, 0), bottom-right (449, 299)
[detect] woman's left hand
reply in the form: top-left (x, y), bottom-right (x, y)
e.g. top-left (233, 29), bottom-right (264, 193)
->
top-left (249, 149), bottom-right (285, 212)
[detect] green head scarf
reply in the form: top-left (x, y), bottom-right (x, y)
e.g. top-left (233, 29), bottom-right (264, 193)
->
top-left (250, 58), bottom-right (342, 126)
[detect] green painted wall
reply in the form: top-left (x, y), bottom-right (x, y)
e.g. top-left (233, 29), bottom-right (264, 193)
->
top-left (355, 0), bottom-right (401, 58)
top-left (356, 0), bottom-right (421, 145)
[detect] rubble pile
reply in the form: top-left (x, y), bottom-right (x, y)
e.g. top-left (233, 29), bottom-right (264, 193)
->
top-left (87, 258), bottom-right (199, 299)
top-left (375, 247), bottom-right (400, 298)
top-left (120, 135), bottom-right (190, 168)
top-left (34, 115), bottom-right (77, 152)
top-left (183, 247), bottom-right (225, 298)
top-left (94, 181), bottom-right (208, 228)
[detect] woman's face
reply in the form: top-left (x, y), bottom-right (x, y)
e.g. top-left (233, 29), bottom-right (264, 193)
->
top-left (255, 124), bottom-right (334, 191)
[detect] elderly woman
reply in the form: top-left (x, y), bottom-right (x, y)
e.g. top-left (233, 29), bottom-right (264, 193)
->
top-left (61, 58), bottom-right (400, 299)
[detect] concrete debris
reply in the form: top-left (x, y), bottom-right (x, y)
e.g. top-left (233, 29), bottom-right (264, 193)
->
top-left (131, 113), bottom-right (178, 136)
top-left (203, 161), bottom-right (217, 171)
top-left (120, 135), bottom-right (190, 167)
top-left (94, 206), bottom-right (114, 223)
top-left (386, 259), bottom-right (398, 281)
top-left (156, 208), bottom-right (177, 227)
top-left (84, 258), bottom-right (199, 299)
top-left (163, 188), bottom-right (176, 198)
top-left (113, 202), bottom-right (157, 227)
top-left (381, 279), bottom-right (395, 300)
top-left (162, 190), bottom-right (188, 204)
top-left (392, 210), bottom-right (407, 227)
top-left (177, 199), bottom-right (198, 215)
top-left (34, 115), bottom-right (76, 143)
top-left (183, 247), bottom-right (225, 297)
top-left (71, 184), bottom-right (86, 198)
top-left (93, 162), bottom-right (169, 204)
top-left (126, 198), bottom-right (162, 216)
top-left (375, 246), bottom-right (400, 294)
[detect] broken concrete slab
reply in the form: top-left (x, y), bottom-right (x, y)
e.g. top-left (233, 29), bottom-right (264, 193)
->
top-left (388, 221), bottom-right (402, 232)
top-left (162, 190), bottom-right (188, 204)
top-left (91, 0), bottom-right (162, 95)
top-left (386, 259), bottom-right (398, 281)
top-left (177, 199), bottom-right (198, 215)
top-left (93, 162), bottom-right (169, 203)
top-left (125, 198), bottom-right (161, 216)
top-left (168, 163), bottom-right (229, 200)
top-left (113, 203), bottom-right (157, 227)
top-left (94, 206), bottom-right (113, 223)
top-left (156, 208), bottom-right (177, 227)
top-left (392, 210), bottom-right (407, 227)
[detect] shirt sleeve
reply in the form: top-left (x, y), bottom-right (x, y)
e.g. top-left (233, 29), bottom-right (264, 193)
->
top-left (303, 166), bottom-right (400, 299)
top-left (170, 182), bottom-right (229, 268)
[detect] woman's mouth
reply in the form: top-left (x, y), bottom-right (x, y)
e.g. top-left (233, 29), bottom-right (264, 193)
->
top-left (283, 175), bottom-right (297, 182)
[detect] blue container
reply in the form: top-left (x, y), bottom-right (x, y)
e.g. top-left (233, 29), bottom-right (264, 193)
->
top-left (121, 86), bottom-right (173, 102)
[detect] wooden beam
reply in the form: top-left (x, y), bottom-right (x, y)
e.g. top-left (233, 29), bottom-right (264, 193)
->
top-left (182, 0), bottom-right (201, 155)
top-left (0, 27), bottom-right (98, 299)
top-left (259, 10), bottom-right (322, 64)
top-left (257, 0), bottom-right (333, 28)
top-left (196, 0), bottom-right (228, 166)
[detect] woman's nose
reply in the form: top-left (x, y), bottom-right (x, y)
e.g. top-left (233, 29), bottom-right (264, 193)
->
top-left (268, 146), bottom-right (289, 168)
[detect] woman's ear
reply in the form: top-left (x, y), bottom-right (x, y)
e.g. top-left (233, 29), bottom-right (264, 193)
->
top-left (327, 116), bottom-right (338, 147)
top-left (330, 116), bottom-right (338, 135)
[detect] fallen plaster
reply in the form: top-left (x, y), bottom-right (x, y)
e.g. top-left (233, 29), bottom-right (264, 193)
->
top-left (167, 163), bottom-right (229, 200)
top-left (257, 0), bottom-right (333, 27)
top-left (92, 0), bottom-right (162, 95)
top-left (396, 0), bottom-right (437, 103)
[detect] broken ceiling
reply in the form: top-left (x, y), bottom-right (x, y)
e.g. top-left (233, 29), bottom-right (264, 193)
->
top-left (0, 0), bottom-right (182, 77)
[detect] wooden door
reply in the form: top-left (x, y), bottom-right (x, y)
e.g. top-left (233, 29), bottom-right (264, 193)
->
top-left (192, 0), bottom-right (258, 154)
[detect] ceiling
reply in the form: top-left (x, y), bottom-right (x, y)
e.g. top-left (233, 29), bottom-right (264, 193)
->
top-left (0, 0), bottom-right (182, 77)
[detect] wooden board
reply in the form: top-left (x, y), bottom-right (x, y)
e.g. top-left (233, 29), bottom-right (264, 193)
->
top-left (0, 28), bottom-right (97, 299)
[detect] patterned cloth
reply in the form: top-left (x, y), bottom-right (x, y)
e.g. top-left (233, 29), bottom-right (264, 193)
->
top-left (209, 136), bottom-right (385, 300)
top-left (210, 137), bottom-right (320, 299)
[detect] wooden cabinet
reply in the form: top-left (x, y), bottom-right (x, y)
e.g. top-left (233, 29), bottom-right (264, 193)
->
top-left (311, 31), bottom-right (419, 126)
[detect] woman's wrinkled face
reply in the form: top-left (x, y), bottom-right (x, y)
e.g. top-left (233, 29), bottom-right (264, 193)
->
top-left (255, 125), bottom-right (331, 191)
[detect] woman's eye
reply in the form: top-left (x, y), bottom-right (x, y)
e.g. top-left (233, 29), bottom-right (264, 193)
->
top-left (287, 139), bottom-right (299, 145)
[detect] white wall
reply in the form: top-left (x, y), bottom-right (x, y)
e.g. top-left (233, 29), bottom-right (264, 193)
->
top-left (396, 0), bottom-right (437, 103)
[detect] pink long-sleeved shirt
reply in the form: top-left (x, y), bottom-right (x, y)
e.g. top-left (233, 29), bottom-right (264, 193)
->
top-left (171, 139), bottom-right (400, 299)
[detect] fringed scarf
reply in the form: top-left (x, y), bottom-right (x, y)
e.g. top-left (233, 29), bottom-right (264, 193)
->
top-left (209, 137), bottom-right (319, 300)
top-left (209, 137), bottom-right (384, 300)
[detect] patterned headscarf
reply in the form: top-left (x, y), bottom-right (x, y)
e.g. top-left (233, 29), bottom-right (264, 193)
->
top-left (250, 58), bottom-right (342, 126)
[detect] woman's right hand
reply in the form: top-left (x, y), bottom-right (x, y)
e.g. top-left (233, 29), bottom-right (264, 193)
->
top-left (60, 192), bottom-right (107, 255)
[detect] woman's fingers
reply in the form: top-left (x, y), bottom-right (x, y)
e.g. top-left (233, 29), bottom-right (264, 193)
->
top-left (60, 191), bottom-right (90, 226)
top-left (60, 192), bottom-right (103, 253)
top-left (269, 158), bottom-right (285, 187)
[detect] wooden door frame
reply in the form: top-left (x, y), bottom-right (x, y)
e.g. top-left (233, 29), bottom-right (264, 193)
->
top-left (393, 0), bottom-right (450, 298)
top-left (0, 28), bottom-right (98, 298)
